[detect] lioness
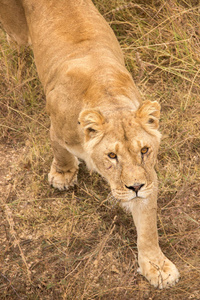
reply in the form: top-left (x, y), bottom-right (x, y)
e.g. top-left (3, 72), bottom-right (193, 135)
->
top-left (0, 0), bottom-right (180, 288)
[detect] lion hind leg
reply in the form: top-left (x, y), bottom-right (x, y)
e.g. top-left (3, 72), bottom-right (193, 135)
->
top-left (48, 140), bottom-right (79, 191)
top-left (0, 0), bottom-right (30, 45)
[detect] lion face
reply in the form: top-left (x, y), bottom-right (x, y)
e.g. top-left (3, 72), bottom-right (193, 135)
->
top-left (79, 100), bottom-right (161, 202)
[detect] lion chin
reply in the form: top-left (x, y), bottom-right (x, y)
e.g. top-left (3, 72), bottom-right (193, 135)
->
top-left (0, 0), bottom-right (180, 288)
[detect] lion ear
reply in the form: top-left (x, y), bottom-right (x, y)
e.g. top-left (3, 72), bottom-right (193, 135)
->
top-left (79, 109), bottom-right (105, 140)
top-left (136, 100), bottom-right (160, 129)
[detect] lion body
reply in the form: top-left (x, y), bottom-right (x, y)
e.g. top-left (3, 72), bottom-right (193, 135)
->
top-left (0, 0), bottom-right (179, 288)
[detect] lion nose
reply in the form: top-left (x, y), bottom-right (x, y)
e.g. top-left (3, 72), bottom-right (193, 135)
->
top-left (125, 183), bottom-right (144, 193)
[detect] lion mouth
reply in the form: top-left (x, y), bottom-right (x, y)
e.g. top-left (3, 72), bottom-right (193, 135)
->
top-left (110, 183), bottom-right (154, 202)
top-left (110, 189), bottom-right (144, 202)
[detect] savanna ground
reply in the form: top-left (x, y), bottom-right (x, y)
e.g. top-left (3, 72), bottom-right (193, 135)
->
top-left (0, 0), bottom-right (200, 299)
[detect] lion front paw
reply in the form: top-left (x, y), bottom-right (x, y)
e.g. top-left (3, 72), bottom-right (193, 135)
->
top-left (48, 165), bottom-right (78, 191)
top-left (138, 254), bottom-right (180, 289)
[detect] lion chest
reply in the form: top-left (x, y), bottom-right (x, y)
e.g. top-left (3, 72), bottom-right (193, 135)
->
top-left (65, 143), bottom-right (95, 171)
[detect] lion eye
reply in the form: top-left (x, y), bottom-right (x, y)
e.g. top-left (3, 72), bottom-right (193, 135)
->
top-left (108, 152), bottom-right (117, 159)
top-left (141, 147), bottom-right (149, 155)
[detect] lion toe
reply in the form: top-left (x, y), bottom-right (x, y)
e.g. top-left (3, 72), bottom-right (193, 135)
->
top-left (48, 169), bottom-right (78, 191)
top-left (138, 255), bottom-right (180, 289)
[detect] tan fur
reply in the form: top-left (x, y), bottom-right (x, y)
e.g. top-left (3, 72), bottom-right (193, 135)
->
top-left (0, 0), bottom-right (180, 288)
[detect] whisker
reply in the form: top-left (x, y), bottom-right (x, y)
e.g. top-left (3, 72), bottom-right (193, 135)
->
top-left (106, 192), bottom-right (120, 207)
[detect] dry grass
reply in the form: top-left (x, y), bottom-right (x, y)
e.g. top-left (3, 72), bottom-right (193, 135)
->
top-left (0, 0), bottom-right (200, 299)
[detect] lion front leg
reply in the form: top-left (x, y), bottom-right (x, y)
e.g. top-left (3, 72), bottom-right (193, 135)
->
top-left (130, 198), bottom-right (180, 289)
top-left (48, 139), bottom-right (79, 191)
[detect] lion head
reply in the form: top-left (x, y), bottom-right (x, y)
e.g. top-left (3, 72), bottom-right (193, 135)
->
top-left (79, 100), bottom-right (161, 202)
